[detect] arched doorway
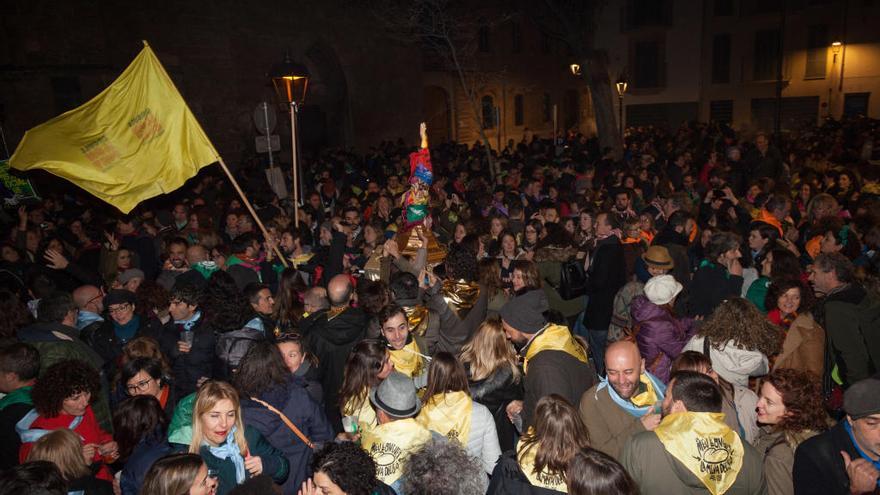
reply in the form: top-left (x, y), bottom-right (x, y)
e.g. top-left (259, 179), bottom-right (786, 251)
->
top-left (423, 86), bottom-right (451, 143)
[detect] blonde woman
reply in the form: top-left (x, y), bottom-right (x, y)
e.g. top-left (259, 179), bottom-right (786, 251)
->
top-left (27, 429), bottom-right (113, 495)
top-left (459, 318), bottom-right (523, 451)
top-left (187, 381), bottom-right (288, 495)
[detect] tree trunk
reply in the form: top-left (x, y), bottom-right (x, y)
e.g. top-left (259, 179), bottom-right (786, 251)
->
top-left (583, 51), bottom-right (623, 156)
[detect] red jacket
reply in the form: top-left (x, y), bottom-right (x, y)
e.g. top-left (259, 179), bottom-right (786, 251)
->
top-left (19, 406), bottom-right (113, 481)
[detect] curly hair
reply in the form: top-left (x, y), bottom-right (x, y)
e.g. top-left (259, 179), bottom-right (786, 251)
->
top-left (764, 368), bottom-right (829, 434)
top-left (135, 280), bottom-right (170, 317)
top-left (765, 278), bottom-right (816, 314)
top-left (32, 359), bottom-right (100, 417)
top-left (401, 438), bottom-right (485, 495)
top-left (696, 297), bottom-right (782, 356)
top-left (201, 271), bottom-right (249, 332)
top-left (311, 441), bottom-right (380, 495)
top-left (445, 245), bottom-right (478, 282)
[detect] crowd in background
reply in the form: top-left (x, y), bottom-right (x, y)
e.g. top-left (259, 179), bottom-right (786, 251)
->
top-left (0, 115), bottom-right (880, 495)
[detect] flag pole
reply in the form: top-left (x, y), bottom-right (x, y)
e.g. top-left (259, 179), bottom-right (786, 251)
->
top-left (215, 156), bottom-right (288, 268)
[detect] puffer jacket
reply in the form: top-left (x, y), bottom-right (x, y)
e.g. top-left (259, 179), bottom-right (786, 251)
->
top-left (683, 335), bottom-right (769, 387)
top-left (630, 296), bottom-right (697, 383)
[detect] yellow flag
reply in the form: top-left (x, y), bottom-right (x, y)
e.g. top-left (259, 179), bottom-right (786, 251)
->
top-left (9, 42), bottom-right (218, 213)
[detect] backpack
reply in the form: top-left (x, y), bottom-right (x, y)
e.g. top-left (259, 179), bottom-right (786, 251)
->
top-left (215, 327), bottom-right (265, 378)
top-left (559, 258), bottom-right (588, 300)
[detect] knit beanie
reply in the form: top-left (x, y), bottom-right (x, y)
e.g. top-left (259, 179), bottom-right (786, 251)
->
top-left (500, 289), bottom-right (549, 334)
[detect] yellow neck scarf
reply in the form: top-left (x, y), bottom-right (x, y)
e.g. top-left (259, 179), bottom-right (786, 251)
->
top-left (523, 324), bottom-right (588, 373)
top-left (389, 339), bottom-right (425, 378)
top-left (416, 391), bottom-right (472, 444)
top-left (362, 418), bottom-right (432, 484)
top-left (342, 391), bottom-right (377, 435)
top-left (630, 374), bottom-right (660, 408)
top-left (654, 412), bottom-right (744, 495)
top-left (516, 436), bottom-right (569, 493)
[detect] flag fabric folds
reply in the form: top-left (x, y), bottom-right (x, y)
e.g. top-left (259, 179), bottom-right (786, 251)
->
top-left (9, 42), bottom-right (218, 213)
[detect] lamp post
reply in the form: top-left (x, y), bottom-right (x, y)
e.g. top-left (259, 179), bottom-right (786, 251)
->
top-left (270, 53), bottom-right (310, 226)
top-left (615, 75), bottom-right (628, 143)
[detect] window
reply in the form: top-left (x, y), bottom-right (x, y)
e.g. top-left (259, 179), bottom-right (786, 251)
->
top-left (710, 100), bottom-right (734, 123)
top-left (512, 23), bottom-right (522, 53)
top-left (633, 40), bottom-right (665, 88)
top-left (844, 93), bottom-right (870, 117)
top-left (481, 95), bottom-right (495, 129)
top-left (712, 34), bottom-right (731, 83)
top-left (51, 77), bottom-right (83, 115)
top-left (514, 94), bottom-right (524, 125)
top-left (804, 24), bottom-right (828, 79)
top-left (624, 0), bottom-right (670, 30)
top-left (479, 20), bottom-right (490, 52)
top-left (753, 29), bottom-right (781, 81)
top-left (542, 93), bottom-right (552, 122)
top-left (714, 0), bottom-right (734, 16)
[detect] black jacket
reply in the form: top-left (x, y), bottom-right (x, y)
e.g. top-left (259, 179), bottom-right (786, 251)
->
top-left (688, 261), bottom-right (744, 317)
top-left (793, 421), bottom-right (862, 495)
top-left (469, 365), bottom-right (523, 452)
top-left (523, 349), bottom-right (595, 430)
top-left (158, 316), bottom-right (217, 398)
top-left (487, 451), bottom-right (566, 495)
top-left (300, 307), bottom-right (367, 431)
top-left (584, 236), bottom-right (627, 330)
top-left (87, 316), bottom-right (163, 379)
top-left (0, 400), bottom-right (31, 470)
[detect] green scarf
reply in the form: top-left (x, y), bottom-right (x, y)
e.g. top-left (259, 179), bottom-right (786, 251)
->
top-left (0, 386), bottom-right (33, 411)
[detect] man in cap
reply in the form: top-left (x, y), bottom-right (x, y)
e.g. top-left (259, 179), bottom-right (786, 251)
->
top-left (794, 377), bottom-right (880, 494)
top-left (361, 371), bottom-right (435, 493)
top-left (501, 289), bottom-right (594, 430)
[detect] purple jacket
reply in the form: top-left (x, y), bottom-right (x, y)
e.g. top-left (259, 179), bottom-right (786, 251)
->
top-left (630, 295), bottom-right (697, 383)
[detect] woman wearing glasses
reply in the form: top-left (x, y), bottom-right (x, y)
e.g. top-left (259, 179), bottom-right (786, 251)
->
top-left (121, 357), bottom-right (177, 415)
top-left (89, 289), bottom-right (162, 380)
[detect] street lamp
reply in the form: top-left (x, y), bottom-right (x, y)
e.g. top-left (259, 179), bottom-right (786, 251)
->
top-left (570, 63), bottom-right (582, 76)
top-left (270, 53), bottom-right (310, 226)
top-left (831, 41), bottom-right (842, 63)
top-left (615, 74), bottom-right (628, 141)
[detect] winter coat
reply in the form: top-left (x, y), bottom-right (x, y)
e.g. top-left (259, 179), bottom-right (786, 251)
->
top-left (0, 386), bottom-right (32, 470)
top-left (300, 306), bottom-right (367, 431)
top-left (522, 348), bottom-right (595, 430)
top-left (754, 427), bottom-right (820, 495)
top-left (158, 316), bottom-right (217, 398)
top-left (535, 245), bottom-right (585, 318)
top-left (67, 470), bottom-right (114, 495)
top-left (792, 421), bottom-right (861, 495)
top-left (584, 236), bottom-right (627, 330)
top-left (621, 429), bottom-right (767, 495)
top-left (87, 316), bottom-right (163, 379)
top-left (293, 361), bottom-right (324, 406)
top-left (424, 281), bottom-right (489, 355)
top-left (608, 281), bottom-right (645, 342)
top-left (240, 377), bottom-right (334, 494)
top-left (468, 365), bottom-right (523, 452)
top-left (579, 383), bottom-right (646, 461)
top-left (813, 283), bottom-right (880, 388)
top-left (722, 382), bottom-right (760, 446)
top-left (19, 406), bottom-right (114, 481)
top-left (486, 450), bottom-right (566, 495)
top-left (119, 432), bottom-right (173, 495)
top-left (214, 326), bottom-right (266, 381)
top-left (630, 296), bottom-right (697, 383)
top-left (688, 261), bottom-right (744, 317)
top-left (683, 335), bottom-right (769, 387)
top-left (772, 313), bottom-right (825, 378)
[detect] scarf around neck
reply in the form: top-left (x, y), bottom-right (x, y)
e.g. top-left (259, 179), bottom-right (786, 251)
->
top-left (204, 426), bottom-right (247, 484)
top-left (416, 391), bottom-right (472, 444)
top-left (16, 408), bottom-right (83, 443)
top-left (517, 434), bottom-right (568, 492)
top-left (389, 339), bottom-right (425, 378)
top-left (174, 311), bottom-right (202, 331)
top-left (522, 324), bottom-right (588, 373)
top-left (76, 310), bottom-right (104, 330)
top-left (113, 314), bottom-right (141, 343)
top-left (596, 372), bottom-right (666, 417)
top-left (845, 420), bottom-right (880, 487)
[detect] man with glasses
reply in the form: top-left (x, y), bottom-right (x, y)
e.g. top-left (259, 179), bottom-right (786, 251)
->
top-left (72, 285), bottom-right (104, 339)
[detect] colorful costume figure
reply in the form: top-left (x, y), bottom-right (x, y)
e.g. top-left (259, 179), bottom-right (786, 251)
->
top-left (396, 123), bottom-right (446, 264)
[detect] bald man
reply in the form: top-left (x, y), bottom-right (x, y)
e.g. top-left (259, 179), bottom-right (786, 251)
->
top-left (72, 285), bottom-right (104, 336)
top-left (301, 274), bottom-right (367, 432)
top-left (578, 340), bottom-right (667, 460)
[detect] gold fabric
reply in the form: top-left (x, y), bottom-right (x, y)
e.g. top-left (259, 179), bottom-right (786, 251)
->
top-left (416, 391), bottom-right (473, 444)
top-left (389, 339), bottom-right (425, 378)
top-left (362, 418), bottom-right (432, 485)
top-left (630, 374), bottom-right (661, 408)
top-left (441, 279), bottom-right (482, 321)
top-left (396, 225), bottom-right (447, 264)
top-left (404, 305), bottom-right (430, 336)
top-left (522, 324), bottom-right (588, 373)
top-left (517, 435), bottom-right (568, 493)
top-left (654, 412), bottom-right (744, 495)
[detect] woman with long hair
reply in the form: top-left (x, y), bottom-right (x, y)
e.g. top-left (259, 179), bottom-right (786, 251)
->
top-left (27, 429), bottom-right (113, 495)
top-left (276, 333), bottom-right (323, 405)
top-left (746, 248), bottom-right (802, 313)
top-left (273, 268), bottom-right (307, 334)
top-left (754, 369), bottom-right (829, 495)
top-left (459, 318), bottom-right (523, 452)
top-left (234, 341), bottom-right (333, 494)
top-left (114, 395), bottom-right (173, 495)
top-left (683, 297), bottom-right (782, 386)
top-left (488, 394), bottom-right (591, 494)
top-left (140, 453), bottom-right (216, 495)
top-left (416, 352), bottom-right (501, 476)
top-left (186, 381), bottom-right (289, 495)
top-left (766, 279), bottom-right (825, 377)
top-left (338, 340), bottom-right (394, 435)
top-left (478, 258), bottom-right (509, 316)
top-left (566, 448), bottom-right (638, 495)
top-left (510, 259), bottom-right (542, 296)
top-left (497, 230), bottom-right (522, 285)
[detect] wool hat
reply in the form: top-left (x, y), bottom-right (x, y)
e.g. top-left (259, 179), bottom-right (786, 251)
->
top-left (642, 245), bottom-right (674, 269)
top-left (103, 289), bottom-right (137, 308)
top-left (643, 275), bottom-right (683, 306)
top-left (118, 268), bottom-right (145, 285)
top-left (844, 377), bottom-right (880, 419)
top-left (500, 289), bottom-right (549, 335)
top-left (369, 371), bottom-right (421, 418)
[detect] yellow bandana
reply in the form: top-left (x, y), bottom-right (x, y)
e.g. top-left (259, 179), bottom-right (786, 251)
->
top-left (630, 374), bottom-right (660, 408)
top-left (362, 418), bottom-right (432, 484)
top-left (516, 435), bottom-right (568, 493)
top-left (416, 391), bottom-right (472, 444)
top-left (523, 324), bottom-right (588, 373)
top-left (342, 391), bottom-right (377, 435)
top-left (654, 412), bottom-right (744, 495)
top-left (389, 339), bottom-right (425, 378)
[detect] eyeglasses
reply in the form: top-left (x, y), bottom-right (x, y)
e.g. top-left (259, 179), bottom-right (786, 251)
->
top-left (108, 303), bottom-right (132, 314)
top-left (277, 332), bottom-right (304, 343)
top-left (126, 377), bottom-right (155, 394)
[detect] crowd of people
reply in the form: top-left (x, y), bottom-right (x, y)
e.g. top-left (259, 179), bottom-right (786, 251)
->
top-left (0, 116), bottom-right (880, 495)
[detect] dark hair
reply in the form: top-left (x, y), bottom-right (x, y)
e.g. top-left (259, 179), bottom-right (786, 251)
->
top-left (765, 278), bottom-right (815, 314)
top-left (0, 461), bottom-right (66, 495)
top-left (32, 359), bottom-right (100, 417)
top-left (813, 252), bottom-right (856, 284)
top-left (36, 291), bottom-right (76, 324)
top-left (243, 283), bottom-right (270, 306)
top-left (666, 210), bottom-right (692, 230)
top-left (339, 340), bottom-right (388, 412)
top-left (135, 280), bottom-right (171, 316)
top-left (766, 248), bottom-right (801, 280)
top-left (141, 453), bottom-right (204, 495)
top-left (511, 259), bottom-right (542, 293)
top-left (272, 269), bottom-right (307, 329)
top-left (669, 370), bottom-right (723, 413)
top-left (763, 368), bottom-right (829, 434)
top-left (765, 194), bottom-right (791, 214)
top-left (169, 284), bottom-right (201, 308)
top-left (357, 279), bottom-right (391, 314)
top-left (166, 236), bottom-right (189, 253)
top-left (706, 232), bottom-right (741, 262)
top-left (518, 395), bottom-right (591, 481)
top-left (378, 303), bottom-right (407, 330)
top-left (230, 232), bottom-right (258, 254)
top-left (0, 289), bottom-right (32, 340)
top-left (112, 395), bottom-right (169, 462)
top-left (389, 271), bottom-right (420, 301)
top-left (445, 245), bottom-right (478, 282)
top-left (422, 352), bottom-right (469, 401)
top-left (566, 448), bottom-right (639, 495)
top-left (234, 341), bottom-right (290, 397)
top-left (121, 357), bottom-right (166, 391)
top-left (0, 342), bottom-right (40, 381)
top-left (311, 442), bottom-right (379, 495)
top-left (202, 271), bottom-right (249, 332)
top-left (227, 475), bottom-right (280, 495)
top-left (401, 438), bottom-right (485, 495)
